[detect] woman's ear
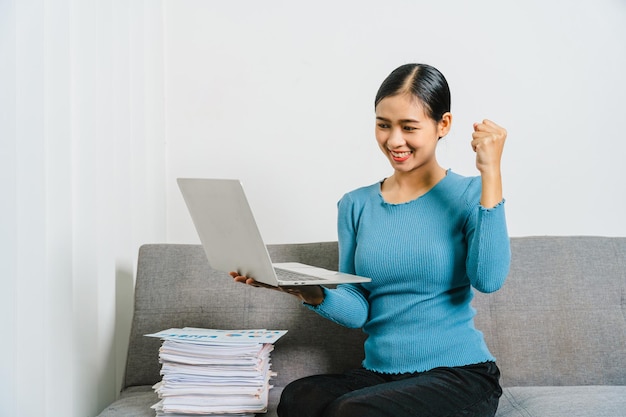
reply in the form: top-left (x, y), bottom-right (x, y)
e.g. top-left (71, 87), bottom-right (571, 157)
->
top-left (437, 112), bottom-right (452, 139)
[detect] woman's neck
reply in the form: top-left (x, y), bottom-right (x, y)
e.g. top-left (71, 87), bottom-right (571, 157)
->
top-left (382, 165), bottom-right (447, 204)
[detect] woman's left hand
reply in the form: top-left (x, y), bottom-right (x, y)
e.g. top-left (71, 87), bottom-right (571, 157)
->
top-left (472, 119), bottom-right (507, 208)
top-left (471, 119), bottom-right (507, 175)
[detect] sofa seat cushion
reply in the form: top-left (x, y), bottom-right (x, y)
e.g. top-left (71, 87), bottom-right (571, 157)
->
top-left (96, 386), bottom-right (156, 417)
top-left (96, 386), bottom-right (283, 417)
top-left (496, 386), bottom-right (626, 417)
top-left (99, 385), bottom-right (626, 417)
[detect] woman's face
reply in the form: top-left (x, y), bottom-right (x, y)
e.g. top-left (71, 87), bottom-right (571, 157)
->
top-left (375, 93), bottom-right (450, 174)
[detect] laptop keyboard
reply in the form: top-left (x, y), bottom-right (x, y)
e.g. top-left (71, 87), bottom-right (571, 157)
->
top-left (274, 267), bottom-right (324, 282)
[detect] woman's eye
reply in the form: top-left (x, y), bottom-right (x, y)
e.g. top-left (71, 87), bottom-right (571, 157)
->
top-left (377, 123), bottom-right (390, 129)
top-left (403, 126), bottom-right (417, 131)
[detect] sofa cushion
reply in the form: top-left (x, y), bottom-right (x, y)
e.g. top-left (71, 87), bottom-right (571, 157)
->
top-left (96, 386), bottom-right (282, 417)
top-left (99, 385), bottom-right (626, 417)
top-left (105, 238), bottom-right (626, 417)
top-left (472, 237), bottom-right (626, 387)
top-left (96, 386), bottom-right (156, 417)
top-left (123, 243), bottom-right (367, 390)
top-left (496, 386), bottom-right (626, 417)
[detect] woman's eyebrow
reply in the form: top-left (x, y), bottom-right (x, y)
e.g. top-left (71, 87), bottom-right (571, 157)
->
top-left (376, 116), bottom-right (421, 123)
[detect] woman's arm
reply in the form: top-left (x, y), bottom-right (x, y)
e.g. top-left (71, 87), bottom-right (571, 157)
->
top-left (465, 201), bottom-right (511, 293)
top-left (471, 119), bottom-right (507, 208)
top-left (302, 193), bottom-right (370, 329)
top-left (231, 193), bottom-right (370, 327)
top-left (466, 119), bottom-right (511, 292)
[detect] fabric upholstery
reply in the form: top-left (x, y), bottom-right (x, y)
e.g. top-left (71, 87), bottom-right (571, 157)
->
top-left (96, 385), bottom-right (626, 417)
top-left (496, 386), bottom-right (626, 417)
top-left (472, 237), bottom-right (626, 387)
top-left (98, 237), bottom-right (626, 417)
top-left (123, 242), bottom-right (366, 390)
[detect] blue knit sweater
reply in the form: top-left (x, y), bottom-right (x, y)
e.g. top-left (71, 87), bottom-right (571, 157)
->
top-left (307, 170), bottom-right (511, 374)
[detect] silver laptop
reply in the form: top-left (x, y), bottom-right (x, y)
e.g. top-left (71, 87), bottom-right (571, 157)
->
top-left (177, 178), bottom-right (371, 287)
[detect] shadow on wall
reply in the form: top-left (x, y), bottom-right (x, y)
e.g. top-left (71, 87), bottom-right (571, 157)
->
top-left (114, 267), bottom-right (135, 399)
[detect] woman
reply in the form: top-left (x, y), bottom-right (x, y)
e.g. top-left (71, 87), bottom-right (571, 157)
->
top-left (231, 63), bottom-right (510, 417)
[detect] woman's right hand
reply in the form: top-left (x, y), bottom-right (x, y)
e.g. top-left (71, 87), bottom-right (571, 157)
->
top-left (229, 272), bottom-right (325, 306)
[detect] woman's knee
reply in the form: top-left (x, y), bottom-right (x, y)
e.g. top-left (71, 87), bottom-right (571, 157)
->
top-left (278, 381), bottom-right (310, 417)
top-left (277, 376), bottom-right (335, 417)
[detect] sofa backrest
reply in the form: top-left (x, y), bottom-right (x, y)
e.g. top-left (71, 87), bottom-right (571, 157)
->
top-left (472, 236), bottom-right (626, 386)
top-left (123, 242), bottom-right (366, 390)
top-left (123, 237), bottom-right (626, 391)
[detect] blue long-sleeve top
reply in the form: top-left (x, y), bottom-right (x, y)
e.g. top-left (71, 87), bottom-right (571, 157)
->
top-left (306, 170), bottom-right (511, 374)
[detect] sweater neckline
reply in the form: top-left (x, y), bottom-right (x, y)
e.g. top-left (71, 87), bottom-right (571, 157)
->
top-left (378, 168), bottom-right (453, 206)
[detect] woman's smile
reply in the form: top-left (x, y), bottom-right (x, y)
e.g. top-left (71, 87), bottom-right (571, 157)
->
top-left (389, 149), bottom-right (414, 162)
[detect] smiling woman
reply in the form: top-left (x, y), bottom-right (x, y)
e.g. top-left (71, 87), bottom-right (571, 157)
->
top-left (374, 91), bottom-right (450, 193)
top-left (374, 92), bottom-right (450, 203)
top-left (232, 63), bottom-right (512, 417)
top-left (372, 64), bottom-right (506, 208)
top-left (373, 65), bottom-right (453, 204)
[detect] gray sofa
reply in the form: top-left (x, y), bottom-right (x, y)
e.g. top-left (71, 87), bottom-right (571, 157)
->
top-left (98, 236), bottom-right (626, 417)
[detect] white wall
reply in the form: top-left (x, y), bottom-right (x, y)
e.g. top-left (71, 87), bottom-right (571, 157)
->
top-left (1, 1), bottom-right (166, 416)
top-left (164, 0), bottom-right (626, 244)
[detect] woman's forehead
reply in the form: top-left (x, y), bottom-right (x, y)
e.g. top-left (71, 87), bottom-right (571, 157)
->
top-left (375, 94), bottom-right (428, 119)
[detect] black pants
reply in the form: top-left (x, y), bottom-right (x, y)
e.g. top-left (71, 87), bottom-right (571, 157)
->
top-left (277, 362), bottom-right (502, 417)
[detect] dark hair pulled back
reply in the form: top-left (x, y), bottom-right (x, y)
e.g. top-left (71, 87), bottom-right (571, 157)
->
top-left (374, 63), bottom-right (451, 122)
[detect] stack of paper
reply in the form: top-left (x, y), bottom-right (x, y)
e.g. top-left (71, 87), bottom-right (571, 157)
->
top-left (146, 328), bottom-right (287, 417)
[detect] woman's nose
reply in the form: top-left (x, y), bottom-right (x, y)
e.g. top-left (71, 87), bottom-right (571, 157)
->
top-left (387, 127), bottom-right (405, 147)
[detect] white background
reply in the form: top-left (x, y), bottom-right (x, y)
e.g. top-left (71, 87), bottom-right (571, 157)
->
top-left (164, 0), bottom-right (626, 244)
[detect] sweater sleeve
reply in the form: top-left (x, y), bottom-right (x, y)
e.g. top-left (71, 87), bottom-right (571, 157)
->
top-left (305, 284), bottom-right (370, 328)
top-left (303, 192), bottom-right (370, 328)
top-left (464, 179), bottom-right (511, 293)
